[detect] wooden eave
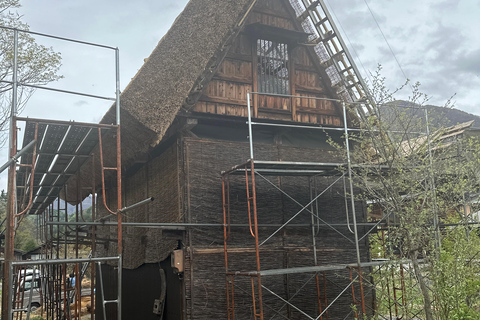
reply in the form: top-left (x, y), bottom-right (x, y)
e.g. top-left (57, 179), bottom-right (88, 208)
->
top-left (245, 22), bottom-right (311, 45)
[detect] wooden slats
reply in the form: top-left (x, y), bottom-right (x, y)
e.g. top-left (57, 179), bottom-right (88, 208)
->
top-left (190, 0), bottom-right (344, 127)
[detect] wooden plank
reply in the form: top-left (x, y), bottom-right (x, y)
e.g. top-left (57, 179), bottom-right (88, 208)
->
top-left (225, 52), bottom-right (252, 63)
top-left (257, 107), bottom-right (291, 115)
top-left (294, 64), bottom-right (318, 72)
top-left (295, 106), bottom-right (337, 115)
top-left (295, 84), bottom-right (325, 94)
top-left (217, 104), bottom-right (226, 115)
top-left (252, 6), bottom-right (291, 20)
top-left (213, 74), bottom-right (251, 85)
top-left (226, 82), bottom-right (234, 99)
top-left (247, 11), bottom-right (294, 30)
top-left (199, 95), bottom-right (247, 107)
top-left (193, 101), bottom-right (207, 113)
top-left (206, 102), bottom-right (216, 114)
top-left (226, 106), bottom-right (235, 116)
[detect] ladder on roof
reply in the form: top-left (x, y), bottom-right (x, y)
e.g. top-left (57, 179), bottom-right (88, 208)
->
top-left (288, 0), bottom-right (376, 118)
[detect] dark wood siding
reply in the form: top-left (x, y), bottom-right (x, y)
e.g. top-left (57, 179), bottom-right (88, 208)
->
top-left (96, 142), bottom-right (180, 270)
top-left (182, 137), bottom-right (371, 320)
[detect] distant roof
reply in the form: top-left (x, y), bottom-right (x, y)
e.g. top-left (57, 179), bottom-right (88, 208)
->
top-left (400, 120), bottom-right (476, 156)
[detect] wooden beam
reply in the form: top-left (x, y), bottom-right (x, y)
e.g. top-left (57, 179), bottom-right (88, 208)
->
top-left (295, 83), bottom-right (325, 94)
top-left (199, 95), bottom-right (247, 107)
top-left (212, 74), bottom-right (252, 85)
top-left (294, 63), bottom-right (322, 73)
top-left (252, 6), bottom-right (292, 20)
top-left (225, 52), bottom-right (253, 63)
top-left (257, 107), bottom-right (292, 115)
top-left (296, 106), bottom-right (338, 115)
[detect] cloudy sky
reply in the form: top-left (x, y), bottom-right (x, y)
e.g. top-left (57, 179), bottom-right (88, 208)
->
top-left (325, 0), bottom-right (480, 114)
top-left (0, 0), bottom-right (479, 188)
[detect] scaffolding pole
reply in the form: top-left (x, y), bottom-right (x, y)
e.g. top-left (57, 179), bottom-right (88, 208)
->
top-left (1, 25), bottom-right (123, 320)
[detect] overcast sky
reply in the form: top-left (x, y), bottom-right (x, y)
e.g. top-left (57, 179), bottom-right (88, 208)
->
top-left (1, 0), bottom-right (479, 188)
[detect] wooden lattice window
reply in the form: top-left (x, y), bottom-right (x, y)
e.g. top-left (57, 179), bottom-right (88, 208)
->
top-left (257, 39), bottom-right (289, 95)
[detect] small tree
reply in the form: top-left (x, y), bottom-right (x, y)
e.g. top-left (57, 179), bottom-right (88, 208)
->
top-left (0, 0), bottom-right (62, 145)
top-left (339, 69), bottom-right (480, 319)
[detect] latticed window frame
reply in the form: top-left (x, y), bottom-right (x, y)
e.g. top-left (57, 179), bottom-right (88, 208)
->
top-left (256, 38), bottom-right (290, 95)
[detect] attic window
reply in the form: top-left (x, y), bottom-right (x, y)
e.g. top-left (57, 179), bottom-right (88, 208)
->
top-left (257, 39), bottom-right (289, 95)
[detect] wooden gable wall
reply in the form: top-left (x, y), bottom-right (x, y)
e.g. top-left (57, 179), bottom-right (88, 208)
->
top-left (193, 0), bottom-right (343, 127)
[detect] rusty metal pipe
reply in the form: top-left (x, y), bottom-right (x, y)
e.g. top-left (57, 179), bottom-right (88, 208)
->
top-left (97, 127), bottom-right (116, 215)
top-left (245, 165), bottom-right (255, 237)
top-left (249, 160), bottom-right (264, 319)
top-left (16, 124), bottom-right (38, 217)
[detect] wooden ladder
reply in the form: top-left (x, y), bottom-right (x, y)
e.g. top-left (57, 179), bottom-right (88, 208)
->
top-left (289, 0), bottom-right (375, 117)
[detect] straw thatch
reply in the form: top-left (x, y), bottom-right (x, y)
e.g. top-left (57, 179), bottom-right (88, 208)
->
top-left (113, 0), bottom-right (256, 139)
top-left (64, 0), bottom-right (257, 202)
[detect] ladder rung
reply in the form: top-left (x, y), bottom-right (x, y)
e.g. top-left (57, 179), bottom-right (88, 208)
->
top-left (331, 50), bottom-right (345, 59)
top-left (322, 31), bottom-right (336, 42)
top-left (307, 0), bottom-right (321, 9)
top-left (346, 82), bottom-right (360, 90)
top-left (340, 66), bottom-right (354, 74)
top-left (315, 16), bottom-right (329, 27)
top-left (297, 1), bottom-right (321, 21)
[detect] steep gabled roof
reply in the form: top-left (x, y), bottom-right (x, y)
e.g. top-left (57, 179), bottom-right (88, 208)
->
top-left (65, 0), bottom-right (257, 201)
top-left (101, 0), bottom-right (367, 166)
top-left (102, 0), bottom-right (256, 161)
top-left (67, 0), bottom-right (368, 201)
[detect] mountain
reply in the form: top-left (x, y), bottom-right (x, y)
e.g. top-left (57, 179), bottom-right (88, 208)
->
top-left (52, 195), bottom-right (93, 215)
top-left (377, 100), bottom-right (480, 130)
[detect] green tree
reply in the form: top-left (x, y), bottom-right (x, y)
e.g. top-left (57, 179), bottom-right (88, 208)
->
top-left (339, 69), bottom-right (480, 319)
top-left (0, 0), bottom-right (62, 144)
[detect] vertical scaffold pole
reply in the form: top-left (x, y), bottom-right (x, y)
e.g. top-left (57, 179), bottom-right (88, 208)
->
top-left (247, 92), bottom-right (254, 160)
top-left (115, 47), bottom-right (123, 320)
top-left (223, 178), bottom-right (235, 320)
top-left (342, 102), bottom-right (365, 314)
top-left (3, 28), bottom-right (19, 320)
top-left (425, 109), bottom-right (441, 250)
top-left (246, 93), bottom-right (263, 318)
top-left (91, 155), bottom-right (96, 320)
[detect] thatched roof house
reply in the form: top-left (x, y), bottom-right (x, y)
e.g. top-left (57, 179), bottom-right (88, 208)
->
top-left (72, 0), bottom-right (372, 319)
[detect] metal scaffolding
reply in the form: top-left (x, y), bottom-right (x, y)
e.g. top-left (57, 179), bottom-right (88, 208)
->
top-left (220, 92), bottom-right (436, 320)
top-left (0, 26), bottom-right (123, 320)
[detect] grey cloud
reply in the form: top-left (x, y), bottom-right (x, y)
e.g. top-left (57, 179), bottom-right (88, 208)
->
top-left (430, 0), bottom-right (461, 12)
top-left (74, 100), bottom-right (88, 107)
top-left (376, 43), bottom-right (407, 62)
top-left (326, 0), bottom-right (384, 33)
top-left (453, 48), bottom-right (480, 76)
top-left (425, 23), bottom-right (465, 56)
top-left (350, 42), bottom-right (366, 54)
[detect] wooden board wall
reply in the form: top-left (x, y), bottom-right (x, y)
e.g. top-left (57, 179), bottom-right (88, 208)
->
top-left (192, 0), bottom-right (343, 127)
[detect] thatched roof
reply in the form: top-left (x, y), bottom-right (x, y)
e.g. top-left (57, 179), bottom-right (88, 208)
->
top-left (65, 0), bottom-right (257, 201)
top-left (105, 0), bottom-right (256, 153)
